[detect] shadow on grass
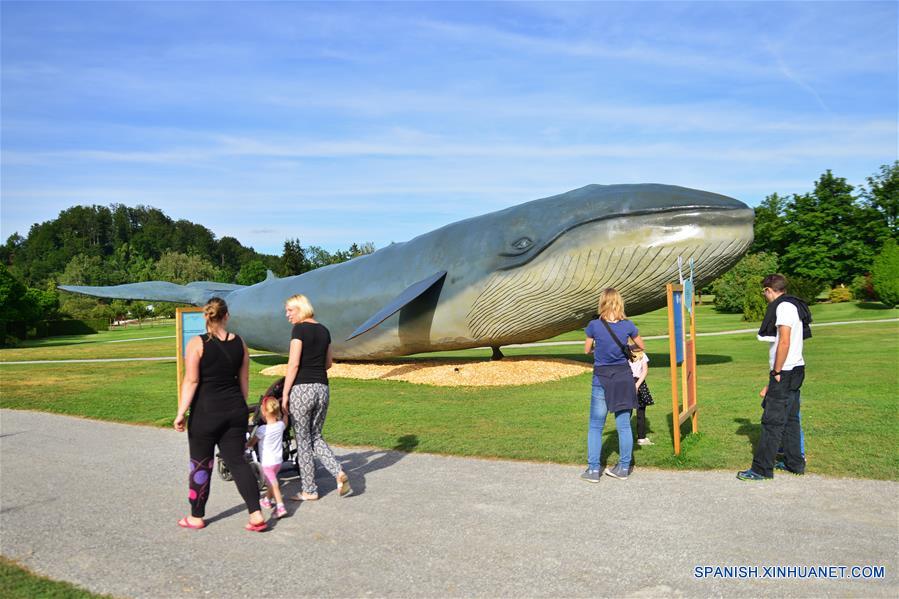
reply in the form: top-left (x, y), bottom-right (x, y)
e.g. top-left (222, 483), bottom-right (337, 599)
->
top-left (734, 417), bottom-right (761, 454)
top-left (550, 351), bottom-right (733, 366)
top-left (11, 338), bottom-right (94, 349)
top-left (593, 421), bottom-right (661, 467)
top-left (695, 354), bottom-right (733, 365)
top-left (665, 411), bottom-right (702, 449)
top-left (630, 411), bottom-right (656, 455)
top-left (856, 302), bottom-right (895, 310)
top-left (251, 355), bottom-right (287, 367)
top-left (527, 352), bottom-right (592, 364)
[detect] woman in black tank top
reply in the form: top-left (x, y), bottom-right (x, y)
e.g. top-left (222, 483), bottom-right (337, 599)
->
top-left (193, 334), bottom-right (246, 413)
top-left (174, 297), bottom-right (267, 531)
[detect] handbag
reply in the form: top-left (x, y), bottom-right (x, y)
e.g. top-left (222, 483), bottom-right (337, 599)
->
top-left (600, 318), bottom-right (638, 362)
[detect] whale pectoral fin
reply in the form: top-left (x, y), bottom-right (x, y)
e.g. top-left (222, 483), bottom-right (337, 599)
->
top-left (346, 271), bottom-right (447, 341)
top-left (58, 281), bottom-right (241, 305)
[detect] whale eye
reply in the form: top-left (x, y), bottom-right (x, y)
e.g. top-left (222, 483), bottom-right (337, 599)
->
top-left (511, 237), bottom-right (533, 250)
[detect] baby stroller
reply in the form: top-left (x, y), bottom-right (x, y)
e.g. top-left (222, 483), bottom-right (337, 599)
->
top-left (216, 377), bottom-right (299, 489)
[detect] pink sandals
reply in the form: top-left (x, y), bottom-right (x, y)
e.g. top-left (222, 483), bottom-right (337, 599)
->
top-left (245, 520), bottom-right (268, 532)
top-left (178, 516), bottom-right (206, 530)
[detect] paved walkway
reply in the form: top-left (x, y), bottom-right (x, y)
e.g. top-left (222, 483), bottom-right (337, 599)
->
top-left (1, 409), bottom-right (896, 598)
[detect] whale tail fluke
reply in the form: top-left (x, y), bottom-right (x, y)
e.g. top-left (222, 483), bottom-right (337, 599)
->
top-left (58, 280), bottom-right (245, 306)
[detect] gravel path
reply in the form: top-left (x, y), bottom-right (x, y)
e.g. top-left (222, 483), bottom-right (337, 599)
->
top-left (1, 409), bottom-right (896, 598)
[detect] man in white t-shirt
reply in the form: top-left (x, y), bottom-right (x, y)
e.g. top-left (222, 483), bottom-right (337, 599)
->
top-left (738, 274), bottom-right (808, 480)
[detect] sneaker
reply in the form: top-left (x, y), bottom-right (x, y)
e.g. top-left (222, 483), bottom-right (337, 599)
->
top-left (604, 464), bottom-right (629, 480)
top-left (260, 497), bottom-right (272, 509)
top-left (637, 438), bottom-right (654, 446)
top-left (275, 504), bottom-right (287, 518)
top-left (580, 469), bottom-right (601, 483)
top-left (736, 468), bottom-right (771, 481)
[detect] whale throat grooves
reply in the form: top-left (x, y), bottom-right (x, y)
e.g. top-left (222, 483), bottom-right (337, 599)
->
top-left (466, 239), bottom-right (748, 343)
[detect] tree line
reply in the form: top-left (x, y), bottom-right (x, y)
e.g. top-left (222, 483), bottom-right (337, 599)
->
top-left (712, 162), bottom-right (899, 316)
top-left (1, 204), bottom-right (374, 328)
top-left (3, 163), bottom-right (897, 336)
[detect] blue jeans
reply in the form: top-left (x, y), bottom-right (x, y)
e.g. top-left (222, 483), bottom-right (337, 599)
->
top-left (587, 384), bottom-right (633, 471)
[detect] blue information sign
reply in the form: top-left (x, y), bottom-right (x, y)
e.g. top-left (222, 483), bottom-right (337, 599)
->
top-left (180, 311), bottom-right (206, 358)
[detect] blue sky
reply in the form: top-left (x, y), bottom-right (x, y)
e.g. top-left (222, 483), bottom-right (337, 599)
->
top-left (2, 1), bottom-right (896, 255)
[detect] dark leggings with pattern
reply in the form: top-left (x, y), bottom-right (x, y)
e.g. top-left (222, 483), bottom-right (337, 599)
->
top-left (187, 407), bottom-right (261, 518)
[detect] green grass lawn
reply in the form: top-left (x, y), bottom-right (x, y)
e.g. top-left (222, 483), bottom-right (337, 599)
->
top-left (545, 300), bottom-right (898, 341)
top-left (2, 306), bottom-right (896, 479)
top-left (0, 557), bottom-right (112, 599)
top-left (0, 323), bottom-right (178, 361)
top-left (2, 301), bottom-right (893, 361)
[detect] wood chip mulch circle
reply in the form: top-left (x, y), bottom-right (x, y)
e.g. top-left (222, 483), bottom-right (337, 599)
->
top-left (259, 357), bottom-right (591, 387)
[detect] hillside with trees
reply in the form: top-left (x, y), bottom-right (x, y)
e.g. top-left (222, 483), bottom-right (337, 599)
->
top-left (1, 204), bottom-right (374, 328)
top-left (713, 161), bottom-right (898, 318)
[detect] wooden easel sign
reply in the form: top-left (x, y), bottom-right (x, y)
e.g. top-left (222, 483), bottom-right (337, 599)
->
top-left (667, 282), bottom-right (698, 455)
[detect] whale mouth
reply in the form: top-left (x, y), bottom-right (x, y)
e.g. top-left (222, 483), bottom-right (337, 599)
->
top-left (498, 204), bottom-right (751, 270)
top-left (467, 207), bottom-right (753, 343)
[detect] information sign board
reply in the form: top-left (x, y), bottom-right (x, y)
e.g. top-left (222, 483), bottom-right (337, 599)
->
top-left (176, 307), bottom-right (205, 392)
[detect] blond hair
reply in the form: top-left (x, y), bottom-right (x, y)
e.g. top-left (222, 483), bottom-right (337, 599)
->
top-left (597, 288), bottom-right (627, 321)
top-left (204, 297), bottom-right (228, 323)
top-left (285, 294), bottom-right (314, 320)
top-left (261, 396), bottom-right (281, 418)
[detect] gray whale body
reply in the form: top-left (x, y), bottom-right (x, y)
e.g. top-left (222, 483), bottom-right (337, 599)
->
top-left (60, 183), bottom-right (754, 359)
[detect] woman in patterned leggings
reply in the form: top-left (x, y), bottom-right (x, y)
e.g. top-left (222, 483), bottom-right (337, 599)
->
top-left (174, 297), bottom-right (266, 531)
top-left (281, 294), bottom-right (352, 501)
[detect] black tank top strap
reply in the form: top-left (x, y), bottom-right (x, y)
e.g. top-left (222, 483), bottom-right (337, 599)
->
top-left (198, 334), bottom-right (243, 382)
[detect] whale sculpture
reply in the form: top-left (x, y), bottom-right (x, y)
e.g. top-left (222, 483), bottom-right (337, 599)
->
top-left (60, 184), bottom-right (754, 359)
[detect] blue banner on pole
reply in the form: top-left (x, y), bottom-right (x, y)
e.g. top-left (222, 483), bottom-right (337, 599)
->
top-left (684, 279), bottom-right (694, 315)
top-left (673, 290), bottom-right (684, 364)
top-left (685, 258), bottom-right (695, 314)
top-left (180, 311), bottom-right (206, 358)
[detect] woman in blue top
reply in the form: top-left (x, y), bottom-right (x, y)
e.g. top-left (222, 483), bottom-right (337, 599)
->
top-left (581, 288), bottom-right (645, 482)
